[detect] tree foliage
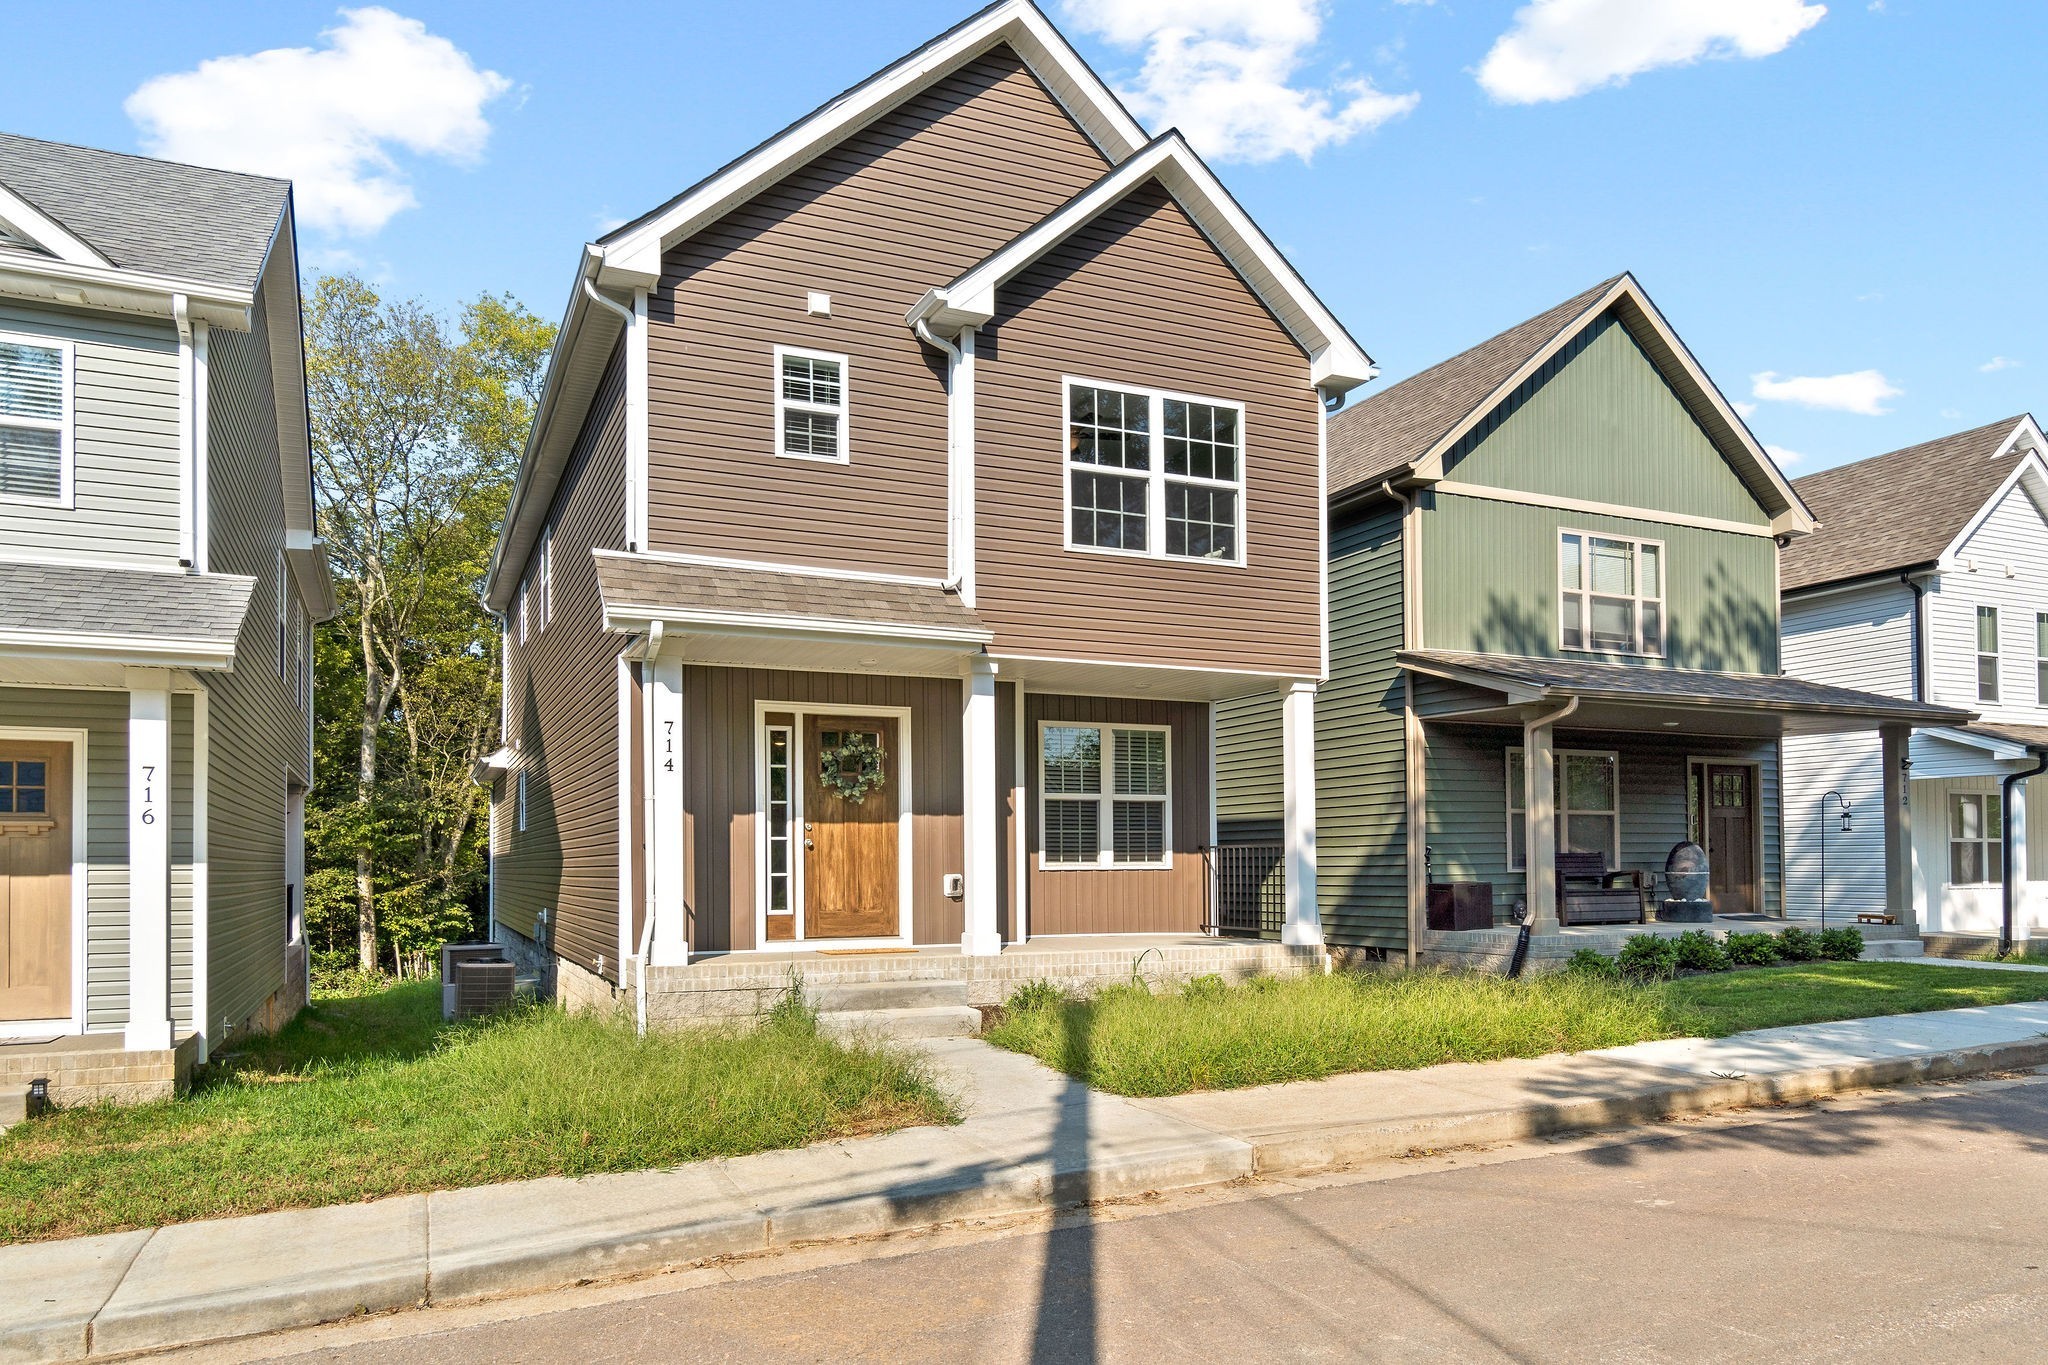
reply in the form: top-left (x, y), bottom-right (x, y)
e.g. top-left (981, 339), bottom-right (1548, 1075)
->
top-left (303, 275), bottom-right (554, 976)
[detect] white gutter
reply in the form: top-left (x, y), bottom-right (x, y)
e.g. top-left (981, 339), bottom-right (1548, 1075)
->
top-left (913, 318), bottom-right (968, 598)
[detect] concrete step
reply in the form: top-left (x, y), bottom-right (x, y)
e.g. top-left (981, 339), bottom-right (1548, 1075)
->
top-left (813, 979), bottom-right (970, 1012)
top-left (819, 1006), bottom-right (981, 1041)
top-left (1861, 939), bottom-right (1925, 960)
top-left (0, 1084), bottom-right (26, 1131)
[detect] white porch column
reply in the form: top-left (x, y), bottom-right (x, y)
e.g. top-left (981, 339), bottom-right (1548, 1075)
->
top-left (960, 656), bottom-right (1002, 956)
top-left (1524, 717), bottom-right (1560, 936)
top-left (649, 650), bottom-right (688, 965)
top-left (1280, 681), bottom-right (1323, 947)
top-left (1881, 723), bottom-right (1916, 932)
top-left (126, 670), bottom-right (174, 1051)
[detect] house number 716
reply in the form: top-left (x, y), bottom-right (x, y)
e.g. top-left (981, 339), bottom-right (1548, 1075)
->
top-left (139, 764), bottom-right (157, 825)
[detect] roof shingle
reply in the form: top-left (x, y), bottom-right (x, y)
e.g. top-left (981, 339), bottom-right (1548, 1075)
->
top-left (0, 561), bottom-right (254, 650)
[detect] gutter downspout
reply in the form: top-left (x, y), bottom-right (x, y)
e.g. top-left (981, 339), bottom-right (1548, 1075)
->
top-left (1382, 479), bottom-right (1424, 969)
top-left (2001, 746), bottom-right (2048, 958)
top-left (913, 319), bottom-right (967, 596)
top-left (581, 276), bottom-right (641, 551)
top-left (1902, 572), bottom-right (1928, 702)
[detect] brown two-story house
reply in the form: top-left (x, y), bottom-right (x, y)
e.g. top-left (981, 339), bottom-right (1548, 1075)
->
top-left (480, 0), bottom-right (1373, 999)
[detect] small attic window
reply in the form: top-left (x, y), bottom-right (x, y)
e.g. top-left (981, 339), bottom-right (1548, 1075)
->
top-left (774, 345), bottom-right (849, 463)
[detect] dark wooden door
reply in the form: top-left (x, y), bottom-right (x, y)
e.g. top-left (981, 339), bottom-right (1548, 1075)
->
top-left (803, 716), bottom-right (900, 939)
top-left (1704, 765), bottom-right (1756, 917)
top-left (0, 743), bottom-right (72, 1021)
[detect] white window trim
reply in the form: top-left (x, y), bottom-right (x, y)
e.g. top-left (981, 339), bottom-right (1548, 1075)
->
top-left (517, 768), bottom-right (528, 833)
top-left (1060, 375), bottom-right (1248, 568)
top-left (275, 551), bottom-right (289, 680)
top-left (1036, 719), bottom-right (1173, 871)
top-left (2036, 610), bottom-right (2048, 706)
top-left (1947, 790), bottom-right (2001, 887)
top-left (1978, 604), bottom-right (2000, 704)
top-left (1506, 745), bottom-right (1620, 872)
top-left (1558, 529), bottom-right (1665, 658)
top-left (531, 524), bottom-right (553, 635)
top-left (0, 330), bottom-right (75, 509)
top-left (772, 344), bottom-right (851, 464)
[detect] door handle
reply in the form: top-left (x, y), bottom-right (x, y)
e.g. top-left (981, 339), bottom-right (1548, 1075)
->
top-left (804, 838), bottom-right (814, 849)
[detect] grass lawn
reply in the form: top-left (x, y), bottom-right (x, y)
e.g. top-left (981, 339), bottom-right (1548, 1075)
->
top-left (986, 962), bottom-right (2048, 1098)
top-left (0, 979), bottom-right (955, 1245)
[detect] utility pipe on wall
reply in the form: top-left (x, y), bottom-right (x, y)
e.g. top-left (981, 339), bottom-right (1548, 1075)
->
top-left (2001, 747), bottom-right (2048, 957)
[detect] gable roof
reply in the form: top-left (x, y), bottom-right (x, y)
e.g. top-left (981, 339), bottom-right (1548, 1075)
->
top-left (906, 132), bottom-right (1373, 392)
top-left (0, 132), bottom-right (288, 297)
top-left (1780, 416), bottom-right (2044, 594)
top-left (1328, 273), bottom-right (1812, 534)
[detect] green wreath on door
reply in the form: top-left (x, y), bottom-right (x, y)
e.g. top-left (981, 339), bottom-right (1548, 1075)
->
top-left (818, 731), bottom-right (887, 803)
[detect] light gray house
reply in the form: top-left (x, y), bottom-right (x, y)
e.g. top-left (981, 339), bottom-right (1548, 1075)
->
top-left (1781, 416), bottom-right (2048, 949)
top-left (0, 134), bottom-right (333, 1105)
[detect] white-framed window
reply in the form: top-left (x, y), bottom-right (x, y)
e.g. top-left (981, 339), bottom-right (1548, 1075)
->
top-left (0, 332), bottom-right (72, 505)
top-left (1039, 721), bottom-right (1171, 868)
top-left (515, 582), bottom-right (528, 650)
top-left (1948, 791), bottom-right (2002, 886)
top-left (526, 525), bottom-right (552, 636)
top-left (1507, 747), bottom-right (1620, 870)
top-left (765, 724), bottom-right (795, 920)
top-left (275, 552), bottom-right (289, 680)
top-left (517, 768), bottom-right (528, 833)
top-left (1064, 379), bottom-right (1244, 564)
top-left (773, 345), bottom-right (850, 462)
top-left (1978, 605), bottom-right (2000, 703)
top-left (1559, 531), bottom-right (1664, 656)
top-left (2036, 612), bottom-right (2047, 705)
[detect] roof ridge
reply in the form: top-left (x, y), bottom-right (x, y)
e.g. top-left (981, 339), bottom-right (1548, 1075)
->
top-left (1790, 415), bottom-right (2029, 491)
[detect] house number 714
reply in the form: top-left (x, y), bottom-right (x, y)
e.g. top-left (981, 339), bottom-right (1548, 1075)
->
top-left (663, 720), bottom-right (675, 773)
top-left (139, 764), bottom-right (157, 825)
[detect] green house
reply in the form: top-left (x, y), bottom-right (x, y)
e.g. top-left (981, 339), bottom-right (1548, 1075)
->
top-left (1219, 275), bottom-right (1966, 964)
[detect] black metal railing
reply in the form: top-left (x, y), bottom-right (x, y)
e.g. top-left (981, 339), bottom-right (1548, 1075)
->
top-left (1206, 841), bottom-right (1285, 939)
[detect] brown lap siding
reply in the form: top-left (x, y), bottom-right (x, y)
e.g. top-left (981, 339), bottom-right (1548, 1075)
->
top-left (682, 668), bottom-right (965, 952)
top-left (1025, 694), bottom-right (1210, 936)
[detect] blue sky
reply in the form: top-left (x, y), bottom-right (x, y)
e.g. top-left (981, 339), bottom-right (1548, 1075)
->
top-left (5, 1), bottom-right (2042, 474)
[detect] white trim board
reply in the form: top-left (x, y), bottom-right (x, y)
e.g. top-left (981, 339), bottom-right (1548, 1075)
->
top-left (1433, 481), bottom-right (1775, 539)
top-left (0, 725), bottom-right (90, 1039)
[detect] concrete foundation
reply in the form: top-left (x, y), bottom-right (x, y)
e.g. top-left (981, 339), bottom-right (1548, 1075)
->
top-left (0, 1031), bottom-right (201, 1107)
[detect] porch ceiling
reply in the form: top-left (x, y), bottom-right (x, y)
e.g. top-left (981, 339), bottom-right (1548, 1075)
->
top-left (1401, 649), bottom-right (1975, 737)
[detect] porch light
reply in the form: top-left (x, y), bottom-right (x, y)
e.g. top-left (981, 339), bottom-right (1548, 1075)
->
top-left (1839, 806), bottom-right (1853, 834)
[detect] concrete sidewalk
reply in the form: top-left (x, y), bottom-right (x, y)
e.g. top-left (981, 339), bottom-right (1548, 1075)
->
top-left (8, 1003), bottom-right (2048, 1362)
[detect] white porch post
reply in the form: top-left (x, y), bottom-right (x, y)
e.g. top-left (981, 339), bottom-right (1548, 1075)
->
top-left (1524, 717), bottom-right (1560, 936)
top-left (126, 670), bottom-right (174, 1050)
top-left (649, 650), bottom-right (688, 965)
top-left (961, 656), bottom-right (1002, 956)
top-left (1881, 723), bottom-right (1915, 932)
top-left (1280, 681), bottom-right (1322, 947)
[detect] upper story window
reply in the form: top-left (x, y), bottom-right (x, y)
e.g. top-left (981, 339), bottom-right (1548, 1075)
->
top-left (1560, 531), bottom-right (1663, 656)
top-left (774, 346), bottom-right (849, 462)
top-left (0, 334), bottom-right (71, 504)
top-left (1978, 605), bottom-right (2000, 702)
top-left (1065, 381), bottom-right (1243, 564)
top-left (529, 526), bottom-right (552, 636)
top-left (2036, 612), bottom-right (2047, 704)
top-left (1040, 722), bottom-right (1171, 869)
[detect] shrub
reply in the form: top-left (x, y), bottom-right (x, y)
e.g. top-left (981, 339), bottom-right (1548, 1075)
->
top-left (1618, 934), bottom-right (1681, 982)
top-left (1776, 927), bottom-right (1824, 962)
top-left (1818, 926), bottom-right (1866, 962)
top-left (1182, 973), bottom-right (1230, 1002)
top-left (1724, 932), bottom-right (1782, 966)
top-left (1564, 948), bottom-right (1620, 980)
top-left (1673, 930), bottom-right (1731, 973)
top-left (1005, 978), bottom-right (1067, 1013)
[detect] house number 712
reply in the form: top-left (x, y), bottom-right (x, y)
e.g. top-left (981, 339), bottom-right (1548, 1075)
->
top-left (139, 764), bottom-right (157, 825)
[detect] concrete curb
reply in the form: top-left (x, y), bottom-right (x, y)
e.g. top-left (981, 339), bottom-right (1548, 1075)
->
top-left (8, 1034), bottom-right (2044, 1361)
top-left (1237, 1037), bottom-right (2048, 1178)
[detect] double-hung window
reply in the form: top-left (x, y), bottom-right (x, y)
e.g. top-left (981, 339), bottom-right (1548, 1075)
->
top-left (1560, 531), bottom-right (1663, 655)
top-left (1948, 792), bottom-right (2002, 886)
top-left (1978, 605), bottom-right (2000, 702)
top-left (1040, 722), bottom-right (1171, 868)
top-left (2036, 612), bottom-right (2048, 704)
top-left (774, 346), bottom-right (849, 462)
top-left (1066, 381), bottom-right (1243, 563)
top-left (1507, 747), bottom-right (1619, 869)
top-left (0, 334), bottom-right (70, 504)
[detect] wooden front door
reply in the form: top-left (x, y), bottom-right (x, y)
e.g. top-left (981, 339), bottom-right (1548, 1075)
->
top-left (802, 716), bottom-right (900, 940)
top-left (1703, 764), bottom-right (1757, 916)
top-left (0, 743), bottom-right (73, 1022)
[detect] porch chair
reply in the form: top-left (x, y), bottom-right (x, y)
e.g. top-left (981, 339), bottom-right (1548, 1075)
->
top-left (1555, 852), bottom-right (1647, 927)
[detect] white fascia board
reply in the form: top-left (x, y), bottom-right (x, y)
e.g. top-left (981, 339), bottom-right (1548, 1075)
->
top-left (1938, 440), bottom-right (2048, 566)
top-left (0, 182), bottom-right (111, 268)
top-left (595, 1), bottom-right (1145, 289)
top-left (1921, 726), bottom-right (2031, 761)
top-left (0, 251), bottom-right (252, 330)
top-left (259, 201), bottom-right (316, 537)
top-left (603, 606), bottom-right (992, 648)
top-left (284, 534), bottom-right (339, 623)
top-left (917, 133), bottom-right (1375, 392)
top-left (471, 745), bottom-right (517, 783)
top-left (0, 629), bottom-right (237, 671)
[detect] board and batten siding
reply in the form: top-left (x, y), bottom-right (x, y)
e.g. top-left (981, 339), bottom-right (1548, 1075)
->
top-left (644, 46), bottom-right (1109, 579)
top-left (202, 287), bottom-right (313, 1035)
top-left (1024, 693), bottom-right (1208, 936)
top-left (495, 346), bottom-right (628, 980)
top-left (681, 667), bottom-right (965, 952)
top-left (0, 298), bottom-right (184, 565)
top-left (1441, 313), bottom-right (1771, 529)
top-left (973, 179), bottom-right (1322, 673)
top-left (1421, 493), bottom-right (1780, 675)
top-left (1778, 580), bottom-right (1916, 918)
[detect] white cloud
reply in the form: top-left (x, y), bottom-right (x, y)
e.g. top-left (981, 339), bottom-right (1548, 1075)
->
top-left (1477, 0), bottom-right (1826, 105)
top-left (1751, 369), bottom-right (1900, 416)
top-left (125, 7), bottom-right (511, 237)
top-left (1981, 356), bottom-right (2022, 373)
top-left (1764, 444), bottom-right (1804, 467)
top-left (1062, 0), bottom-right (1417, 163)
top-left (1733, 400), bottom-right (1759, 418)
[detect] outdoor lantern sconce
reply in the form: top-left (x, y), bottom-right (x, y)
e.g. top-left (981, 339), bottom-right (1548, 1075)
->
top-left (1819, 791), bottom-right (1852, 931)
